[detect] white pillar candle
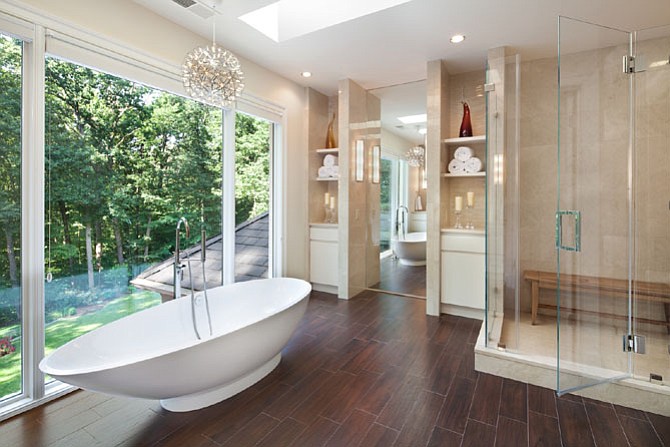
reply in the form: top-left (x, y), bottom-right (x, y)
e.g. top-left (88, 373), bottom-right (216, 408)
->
top-left (330, 196), bottom-right (336, 209)
top-left (466, 191), bottom-right (475, 207)
top-left (454, 196), bottom-right (463, 212)
top-left (324, 192), bottom-right (330, 205)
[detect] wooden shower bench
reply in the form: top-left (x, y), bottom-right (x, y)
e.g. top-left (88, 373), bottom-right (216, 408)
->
top-left (523, 270), bottom-right (670, 331)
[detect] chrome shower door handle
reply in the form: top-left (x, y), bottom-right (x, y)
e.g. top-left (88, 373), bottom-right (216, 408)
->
top-left (556, 210), bottom-right (581, 252)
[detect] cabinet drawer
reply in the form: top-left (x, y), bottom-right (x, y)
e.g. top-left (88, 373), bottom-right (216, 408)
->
top-left (441, 233), bottom-right (485, 253)
top-left (310, 226), bottom-right (338, 242)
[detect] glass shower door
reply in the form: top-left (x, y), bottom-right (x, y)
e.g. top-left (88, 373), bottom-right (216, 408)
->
top-left (557, 17), bottom-right (633, 393)
top-left (632, 24), bottom-right (670, 386)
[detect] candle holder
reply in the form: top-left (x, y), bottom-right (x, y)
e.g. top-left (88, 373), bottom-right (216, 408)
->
top-left (324, 204), bottom-right (332, 223)
top-left (454, 209), bottom-right (463, 229)
top-left (465, 205), bottom-right (474, 229)
top-left (330, 204), bottom-right (337, 223)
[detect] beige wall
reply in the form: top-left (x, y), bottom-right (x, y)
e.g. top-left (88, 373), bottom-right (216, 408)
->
top-left (15, 0), bottom-right (310, 280)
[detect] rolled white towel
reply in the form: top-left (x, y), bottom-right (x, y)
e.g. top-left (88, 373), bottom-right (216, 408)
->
top-left (465, 157), bottom-right (483, 173)
top-left (454, 146), bottom-right (474, 162)
top-left (318, 166), bottom-right (330, 178)
top-left (323, 154), bottom-right (339, 167)
top-left (448, 159), bottom-right (466, 173)
top-left (330, 165), bottom-right (339, 177)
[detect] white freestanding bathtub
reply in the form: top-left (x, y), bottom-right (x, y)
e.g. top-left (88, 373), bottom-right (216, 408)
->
top-left (39, 278), bottom-right (311, 412)
top-left (392, 231), bottom-right (427, 266)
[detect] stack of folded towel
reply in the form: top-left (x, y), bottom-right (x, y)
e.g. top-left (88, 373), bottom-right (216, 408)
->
top-left (318, 154), bottom-right (339, 179)
top-left (447, 146), bottom-right (482, 174)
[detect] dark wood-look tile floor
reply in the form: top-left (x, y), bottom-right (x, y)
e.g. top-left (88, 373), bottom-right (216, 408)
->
top-left (1, 290), bottom-right (668, 447)
top-left (372, 256), bottom-right (426, 297)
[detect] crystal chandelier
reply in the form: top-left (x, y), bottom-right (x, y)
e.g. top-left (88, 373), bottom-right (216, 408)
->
top-left (182, 12), bottom-right (244, 107)
top-left (406, 145), bottom-right (425, 167)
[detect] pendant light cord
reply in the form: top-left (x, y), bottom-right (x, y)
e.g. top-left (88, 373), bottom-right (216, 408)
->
top-left (211, 7), bottom-right (216, 47)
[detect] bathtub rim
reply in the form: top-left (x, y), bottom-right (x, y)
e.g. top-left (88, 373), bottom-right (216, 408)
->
top-left (39, 277), bottom-right (311, 377)
top-left (392, 231), bottom-right (427, 244)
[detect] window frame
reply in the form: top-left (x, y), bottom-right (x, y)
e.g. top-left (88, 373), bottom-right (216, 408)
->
top-left (0, 7), bottom-right (287, 420)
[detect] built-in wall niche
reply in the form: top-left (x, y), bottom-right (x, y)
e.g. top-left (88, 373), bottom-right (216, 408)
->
top-left (308, 89), bottom-right (339, 225)
top-left (441, 136), bottom-right (486, 230)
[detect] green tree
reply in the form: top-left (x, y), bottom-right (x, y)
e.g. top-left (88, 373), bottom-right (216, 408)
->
top-left (46, 58), bottom-right (148, 288)
top-left (0, 37), bottom-right (22, 287)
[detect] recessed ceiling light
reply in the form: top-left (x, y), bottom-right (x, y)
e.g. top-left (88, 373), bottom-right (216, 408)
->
top-left (418, 128), bottom-right (427, 135)
top-left (397, 114), bottom-right (427, 124)
top-left (301, 71), bottom-right (312, 78)
top-left (450, 34), bottom-right (465, 44)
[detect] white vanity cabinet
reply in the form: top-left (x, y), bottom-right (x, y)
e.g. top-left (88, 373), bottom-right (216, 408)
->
top-left (440, 230), bottom-right (485, 318)
top-left (309, 224), bottom-right (338, 293)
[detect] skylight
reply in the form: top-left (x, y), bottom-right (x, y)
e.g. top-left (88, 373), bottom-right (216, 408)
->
top-left (239, 0), bottom-right (413, 42)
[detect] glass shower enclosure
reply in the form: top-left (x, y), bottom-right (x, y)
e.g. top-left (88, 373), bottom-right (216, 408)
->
top-left (484, 17), bottom-right (670, 401)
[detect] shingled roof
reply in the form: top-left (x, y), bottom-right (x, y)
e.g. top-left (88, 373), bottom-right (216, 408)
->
top-left (131, 212), bottom-right (269, 300)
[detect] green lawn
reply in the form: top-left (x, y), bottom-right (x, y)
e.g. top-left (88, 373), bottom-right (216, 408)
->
top-left (0, 289), bottom-right (161, 398)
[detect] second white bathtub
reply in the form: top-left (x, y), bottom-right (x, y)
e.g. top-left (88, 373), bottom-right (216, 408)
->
top-left (392, 231), bottom-right (427, 266)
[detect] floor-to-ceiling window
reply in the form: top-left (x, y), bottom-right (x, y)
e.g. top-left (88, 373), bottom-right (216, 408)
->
top-left (0, 33), bottom-right (23, 403)
top-left (43, 56), bottom-right (224, 374)
top-left (233, 112), bottom-right (271, 282)
top-left (379, 157), bottom-right (396, 253)
top-left (0, 17), bottom-right (284, 418)
top-left (379, 154), bottom-right (408, 254)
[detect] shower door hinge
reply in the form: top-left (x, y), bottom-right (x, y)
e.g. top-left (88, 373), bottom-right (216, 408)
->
top-left (484, 83), bottom-right (495, 92)
top-left (623, 334), bottom-right (646, 354)
top-left (622, 55), bottom-right (646, 74)
top-left (623, 55), bottom-right (636, 73)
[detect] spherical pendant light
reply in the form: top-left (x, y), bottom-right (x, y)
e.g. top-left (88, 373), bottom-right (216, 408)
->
top-left (406, 146), bottom-right (425, 167)
top-left (182, 43), bottom-right (244, 107)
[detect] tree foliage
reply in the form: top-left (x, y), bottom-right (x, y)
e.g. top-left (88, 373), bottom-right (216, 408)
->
top-left (0, 46), bottom-right (271, 323)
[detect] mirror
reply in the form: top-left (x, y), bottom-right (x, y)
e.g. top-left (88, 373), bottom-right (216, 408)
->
top-left (367, 80), bottom-right (427, 298)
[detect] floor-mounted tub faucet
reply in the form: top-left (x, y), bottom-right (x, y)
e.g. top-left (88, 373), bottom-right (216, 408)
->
top-left (174, 217), bottom-right (190, 300)
top-left (396, 205), bottom-right (409, 240)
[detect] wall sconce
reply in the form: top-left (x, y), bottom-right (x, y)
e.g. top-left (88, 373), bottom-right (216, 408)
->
top-left (371, 145), bottom-right (380, 184)
top-left (494, 153), bottom-right (504, 185)
top-left (355, 139), bottom-right (364, 182)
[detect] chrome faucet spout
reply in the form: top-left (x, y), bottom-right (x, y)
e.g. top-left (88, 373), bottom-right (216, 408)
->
top-left (396, 206), bottom-right (409, 239)
top-left (174, 217), bottom-right (190, 300)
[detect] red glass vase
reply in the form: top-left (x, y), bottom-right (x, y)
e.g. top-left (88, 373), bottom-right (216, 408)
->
top-left (459, 102), bottom-right (472, 137)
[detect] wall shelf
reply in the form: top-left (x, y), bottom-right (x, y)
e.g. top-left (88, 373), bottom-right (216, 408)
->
top-left (315, 148), bottom-right (339, 154)
top-left (442, 172), bottom-right (486, 178)
top-left (316, 177), bottom-right (339, 182)
top-left (443, 135), bottom-right (486, 145)
top-left (441, 228), bottom-right (485, 235)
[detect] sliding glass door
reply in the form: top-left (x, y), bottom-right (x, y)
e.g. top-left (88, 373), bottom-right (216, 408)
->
top-left (0, 33), bottom-right (23, 403)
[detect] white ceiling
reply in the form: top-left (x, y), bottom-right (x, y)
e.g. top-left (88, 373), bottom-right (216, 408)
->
top-left (135, 0), bottom-right (670, 142)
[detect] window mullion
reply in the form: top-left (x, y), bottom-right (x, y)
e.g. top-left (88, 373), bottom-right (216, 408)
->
top-left (222, 108), bottom-right (236, 285)
top-left (22, 23), bottom-right (46, 401)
